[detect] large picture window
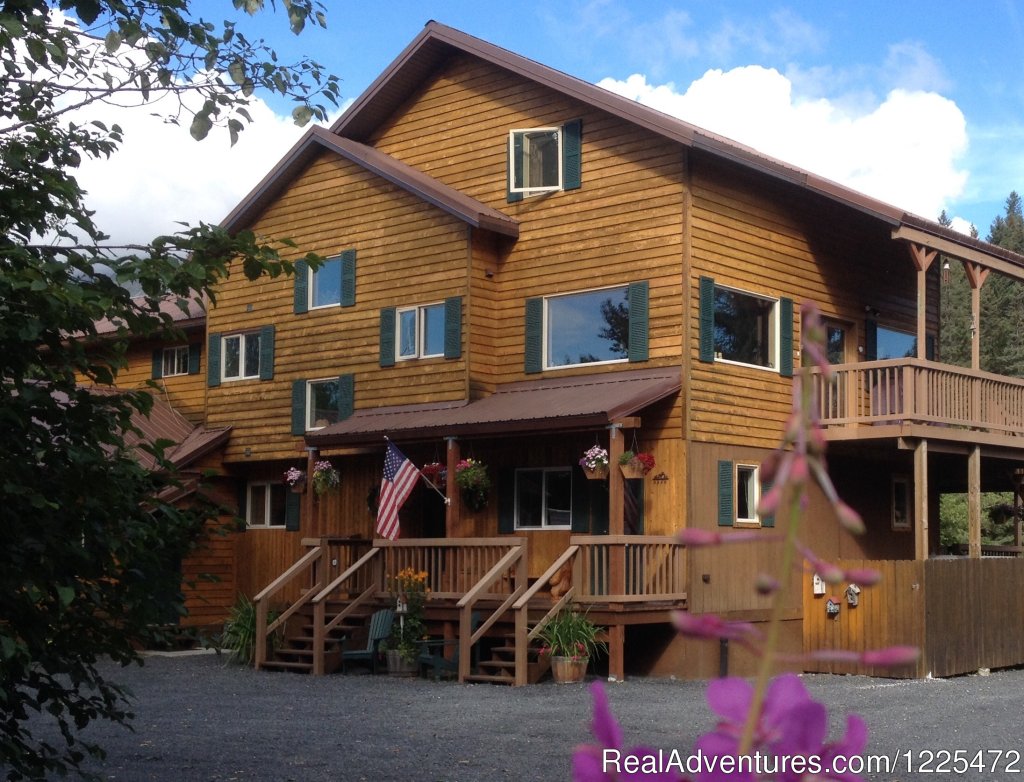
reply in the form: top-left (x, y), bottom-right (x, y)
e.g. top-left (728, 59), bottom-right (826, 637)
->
top-left (514, 467), bottom-right (572, 529)
top-left (876, 326), bottom-right (916, 360)
top-left (713, 285), bottom-right (778, 369)
top-left (545, 286), bottom-right (629, 369)
top-left (247, 482), bottom-right (287, 527)
top-left (398, 303), bottom-right (445, 360)
top-left (223, 332), bottom-right (261, 381)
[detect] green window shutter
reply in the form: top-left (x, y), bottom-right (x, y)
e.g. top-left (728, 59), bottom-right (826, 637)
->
top-left (284, 491), bottom-right (301, 532)
top-left (570, 466), bottom-right (591, 533)
top-left (188, 343), bottom-right (202, 375)
top-left (341, 249), bottom-right (356, 307)
top-left (699, 276), bottom-right (715, 363)
top-left (524, 297), bottom-right (543, 373)
top-left (507, 134), bottom-right (523, 203)
top-left (497, 468), bottom-right (516, 533)
top-left (760, 478), bottom-right (775, 528)
top-left (293, 259), bottom-right (309, 314)
top-left (562, 118), bottom-right (582, 191)
top-left (717, 460), bottom-right (734, 527)
top-left (379, 307), bottom-right (396, 367)
top-left (338, 373), bottom-right (354, 420)
top-left (627, 280), bottom-right (649, 363)
top-left (259, 325), bottom-right (275, 380)
top-left (779, 297), bottom-right (794, 377)
top-left (151, 349), bottom-right (163, 380)
top-left (207, 332), bottom-right (221, 388)
top-left (237, 482), bottom-right (248, 527)
top-left (865, 318), bottom-right (878, 361)
top-left (291, 379), bottom-right (306, 436)
top-left (444, 296), bottom-right (462, 359)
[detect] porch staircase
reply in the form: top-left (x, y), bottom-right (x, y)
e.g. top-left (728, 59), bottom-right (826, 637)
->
top-left (465, 631), bottom-right (550, 685)
top-left (260, 600), bottom-right (372, 674)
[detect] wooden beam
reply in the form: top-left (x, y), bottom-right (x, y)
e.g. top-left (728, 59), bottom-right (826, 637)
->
top-left (907, 242), bottom-right (937, 272)
top-left (893, 224), bottom-right (1024, 283)
top-left (914, 440), bottom-right (929, 561)
top-left (968, 446), bottom-right (982, 559)
top-left (445, 437), bottom-right (461, 537)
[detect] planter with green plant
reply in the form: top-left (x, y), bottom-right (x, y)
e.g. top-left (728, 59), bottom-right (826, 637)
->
top-left (618, 449), bottom-right (655, 479)
top-left (536, 607), bottom-right (607, 683)
top-left (219, 595), bottom-right (279, 666)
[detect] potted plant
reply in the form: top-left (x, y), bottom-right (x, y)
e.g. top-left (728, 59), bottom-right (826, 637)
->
top-left (455, 458), bottom-right (490, 511)
top-left (421, 462), bottom-right (447, 491)
top-left (384, 567), bottom-right (429, 675)
top-left (618, 449), bottom-right (655, 479)
top-left (579, 445), bottom-right (610, 480)
top-left (311, 459), bottom-right (340, 496)
top-left (283, 466), bottom-right (306, 493)
top-left (536, 607), bottom-right (606, 684)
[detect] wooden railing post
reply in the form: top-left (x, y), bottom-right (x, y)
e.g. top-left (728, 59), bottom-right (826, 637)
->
top-left (254, 596), bottom-right (268, 670)
top-left (312, 598), bottom-right (326, 676)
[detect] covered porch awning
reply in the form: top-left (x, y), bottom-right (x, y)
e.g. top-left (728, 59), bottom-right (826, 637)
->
top-left (305, 367), bottom-right (681, 448)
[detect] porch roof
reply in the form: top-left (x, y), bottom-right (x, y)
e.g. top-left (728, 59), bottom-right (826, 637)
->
top-left (305, 367), bottom-right (681, 447)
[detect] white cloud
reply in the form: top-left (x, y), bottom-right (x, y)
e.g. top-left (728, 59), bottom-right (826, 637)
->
top-left (598, 66), bottom-right (969, 220)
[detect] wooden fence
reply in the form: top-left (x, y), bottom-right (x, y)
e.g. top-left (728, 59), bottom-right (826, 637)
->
top-left (804, 558), bottom-right (1024, 678)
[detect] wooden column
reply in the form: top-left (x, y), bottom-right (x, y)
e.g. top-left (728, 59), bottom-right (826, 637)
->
top-left (445, 437), bottom-right (461, 538)
top-left (907, 243), bottom-right (936, 360)
top-left (963, 262), bottom-right (990, 372)
top-left (1014, 468), bottom-right (1024, 549)
top-left (913, 440), bottom-right (929, 561)
top-left (968, 446), bottom-right (982, 559)
top-left (304, 446), bottom-right (318, 537)
top-left (606, 423), bottom-right (626, 682)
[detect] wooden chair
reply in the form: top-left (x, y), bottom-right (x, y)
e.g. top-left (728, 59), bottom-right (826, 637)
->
top-left (341, 608), bottom-right (394, 674)
top-left (418, 612), bottom-right (480, 680)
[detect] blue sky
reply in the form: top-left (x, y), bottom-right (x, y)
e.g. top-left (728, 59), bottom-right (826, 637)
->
top-left (77, 1), bottom-right (1024, 243)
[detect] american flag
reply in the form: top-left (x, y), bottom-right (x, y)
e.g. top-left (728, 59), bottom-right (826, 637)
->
top-left (376, 441), bottom-right (418, 540)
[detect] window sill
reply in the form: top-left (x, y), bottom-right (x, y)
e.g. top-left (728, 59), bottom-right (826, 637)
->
top-left (714, 358), bottom-right (778, 374)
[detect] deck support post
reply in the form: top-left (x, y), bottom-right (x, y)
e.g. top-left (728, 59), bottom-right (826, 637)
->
top-left (914, 440), bottom-right (929, 560)
top-left (907, 243), bottom-right (936, 361)
top-left (607, 423), bottom-right (627, 681)
top-left (1014, 468), bottom-right (1024, 549)
top-left (968, 446), bottom-right (982, 559)
top-left (445, 437), bottom-right (461, 537)
top-left (304, 446), bottom-right (318, 537)
top-left (608, 623), bottom-right (625, 682)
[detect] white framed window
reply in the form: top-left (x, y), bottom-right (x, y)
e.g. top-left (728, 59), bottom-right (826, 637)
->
top-left (545, 285), bottom-right (628, 369)
top-left (735, 464), bottom-right (760, 525)
top-left (307, 378), bottom-right (340, 430)
top-left (397, 303), bottom-right (445, 360)
top-left (713, 285), bottom-right (779, 371)
top-left (162, 346), bottom-right (189, 377)
top-left (514, 467), bottom-right (572, 529)
top-left (247, 482), bottom-right (287, 528)
top-left (509, 127), bottom-right (561, 195)
top-left (310, 255), bottom-right (342, 309)
top-left (222, 332), bottom-right (261, 381)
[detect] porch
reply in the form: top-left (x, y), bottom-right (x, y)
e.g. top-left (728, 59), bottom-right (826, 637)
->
top-left (252, 534), bottom-right (687, 684)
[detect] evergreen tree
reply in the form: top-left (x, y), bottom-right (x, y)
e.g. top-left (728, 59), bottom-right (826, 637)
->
top-left (983, 192), bottom-right (1024, 377)
top-left (937, 210), bottom-right (972, 367)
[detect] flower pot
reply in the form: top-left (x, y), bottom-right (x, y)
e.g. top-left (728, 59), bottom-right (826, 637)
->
top-left (385, 649), bottom-right (417, 677)
top-left (550, 655), bottom-right (589, 684)
top-left (619, 463), bottom-right (647, 480)
top-left (583, 465), bottom-right (609, 480)
top-left (290, 482), bottom-right (306, 494)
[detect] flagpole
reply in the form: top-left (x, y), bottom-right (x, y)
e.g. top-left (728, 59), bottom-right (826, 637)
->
top-left (384, 436), bottom-right (450, 505)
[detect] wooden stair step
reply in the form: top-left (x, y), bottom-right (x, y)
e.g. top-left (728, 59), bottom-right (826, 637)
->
top-left (478, 660), bottom-right (515, 671)
top-left (463, 673), bottom-right (515, 685)
top-left (260, 660), bottom-right (312, 672)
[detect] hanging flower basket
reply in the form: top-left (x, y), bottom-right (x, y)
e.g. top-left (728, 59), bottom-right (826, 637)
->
top-left (283, 467), bottom-right (306, 493)
top-left (618, 450), bottom-right (655, 479)
top-left (312, 460), bottom-right (340, 496)
top-left (579, 445), bottom-right (610, 480)
top-left (455, 458), bottom-right (490, 512)
top-left (421, 462), bottom-right (447, 492)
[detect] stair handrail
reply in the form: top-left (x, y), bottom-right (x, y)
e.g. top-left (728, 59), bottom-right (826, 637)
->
top-left (252, 545), bottom-right (323, 670)
top-left (512, 544), bottom-right (580, 685)
top-left (309, 547), bottom-right (383, 676)
top-left (455, 543), bottom-right (527, 682)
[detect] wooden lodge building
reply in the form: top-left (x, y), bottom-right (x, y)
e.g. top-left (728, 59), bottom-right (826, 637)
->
top-left (122, 22), bottom-right (1024, 682)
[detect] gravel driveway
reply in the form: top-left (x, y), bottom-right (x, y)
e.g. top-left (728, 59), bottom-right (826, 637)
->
top-left (48, 652), bottom-right (1024, 781)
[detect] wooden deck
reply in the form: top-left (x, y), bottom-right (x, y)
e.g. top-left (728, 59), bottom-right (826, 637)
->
top-left (809, 359), bottom-right (1024, 443)
top-left (253, 535), bottom-right (687, 683)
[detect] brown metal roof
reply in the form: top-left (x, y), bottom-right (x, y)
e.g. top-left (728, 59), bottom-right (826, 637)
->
top-left (92, 295), bottom-right (206, 337)
top-left (221, 125), bottom-right (518, 238)
top-left (305, 366), bottom-right (681, 447)
top-left (330, 21), bottom-right (1024, 273)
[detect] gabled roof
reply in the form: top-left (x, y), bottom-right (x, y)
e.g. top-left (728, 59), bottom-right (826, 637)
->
top-left (306, 367), bottom-right (681, 447)
top-left (331, 20), bottom-right (1024, 273)
top-left (221, 125), bottom-right (518, 238)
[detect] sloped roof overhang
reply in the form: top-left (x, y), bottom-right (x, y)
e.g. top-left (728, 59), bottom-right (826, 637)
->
top-left (221, 125), bottom-right (518, 239)
top-left (331, 21), bottom-right (1024, 277)
top-left (305, 367), bottom-right (681, 448)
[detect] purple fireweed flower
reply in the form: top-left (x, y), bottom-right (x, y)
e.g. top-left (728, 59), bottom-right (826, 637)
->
top-left (673, 613), bottom-right (763, 644)
top-left (694, 674), bottom-right (867, 782)
top-left (573, 682), bottom-right (687, 781)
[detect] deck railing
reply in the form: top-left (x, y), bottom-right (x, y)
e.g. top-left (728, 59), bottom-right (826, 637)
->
top-left (809, 359), bottom-right (1024, 435)
top-left (571, 535), bottom-right (688, 602)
